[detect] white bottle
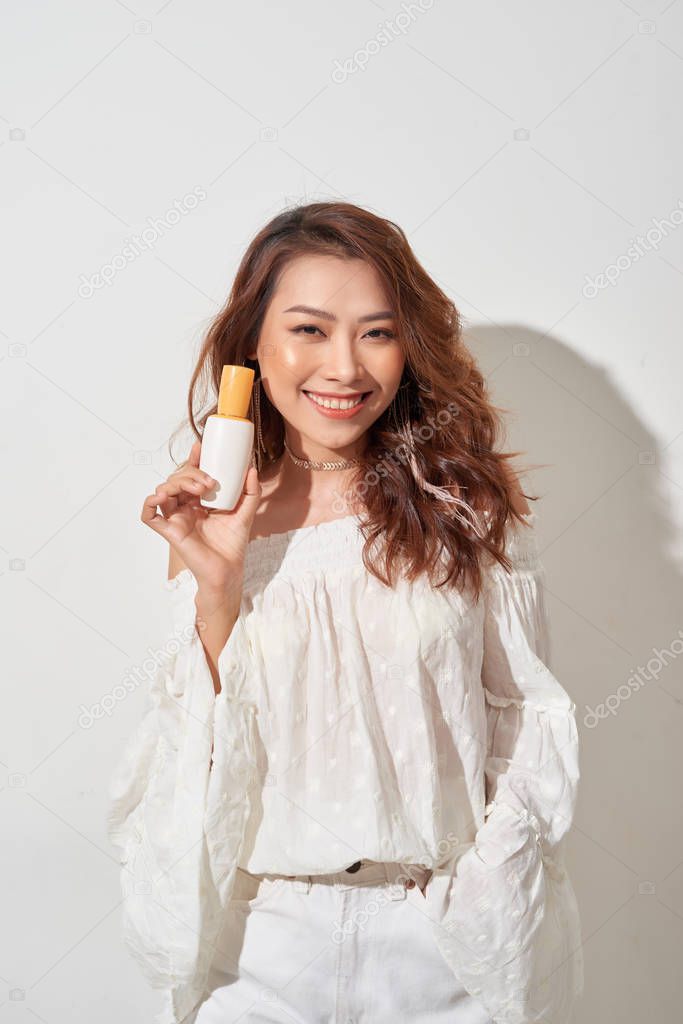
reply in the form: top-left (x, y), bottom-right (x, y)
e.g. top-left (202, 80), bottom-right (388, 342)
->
top-left (199, 364), bottom-right (255, 511)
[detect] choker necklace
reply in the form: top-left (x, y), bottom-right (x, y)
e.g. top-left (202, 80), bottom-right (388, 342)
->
top-left (284, 438), bottom-right (361, 471)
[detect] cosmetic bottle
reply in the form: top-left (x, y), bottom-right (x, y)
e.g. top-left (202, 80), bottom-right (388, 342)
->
top-left (199, 365), bottom-right (255, 511)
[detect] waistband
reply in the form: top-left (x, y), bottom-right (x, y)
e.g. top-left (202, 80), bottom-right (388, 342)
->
top-left (238, 858), bottom-right (433, 893)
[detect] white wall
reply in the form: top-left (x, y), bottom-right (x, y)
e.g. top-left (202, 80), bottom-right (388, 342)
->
top-left (2, 1), bottom-right (682, 1020)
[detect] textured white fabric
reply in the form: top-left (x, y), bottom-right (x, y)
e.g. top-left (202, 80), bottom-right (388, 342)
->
top-left (106, 510), bottom-right (584, 1024)
top-left (195, 859), bottom-right (494, 1023)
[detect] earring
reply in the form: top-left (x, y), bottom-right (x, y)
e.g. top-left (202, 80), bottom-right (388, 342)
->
top-left (252, 375), bottom-right (267, 472)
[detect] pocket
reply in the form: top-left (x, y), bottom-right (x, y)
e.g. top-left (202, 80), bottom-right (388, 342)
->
top-left (231, 867), bottom-right (289, 911)
top-left (431, 840), bottom-right (546, 976)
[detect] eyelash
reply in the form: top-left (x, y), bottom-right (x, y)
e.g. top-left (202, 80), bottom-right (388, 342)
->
top-left (291, 325), bottom-right (395, 340)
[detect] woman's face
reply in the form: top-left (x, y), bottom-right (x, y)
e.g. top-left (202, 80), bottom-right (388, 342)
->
top-left (249, 254), bottom-right (406, 460)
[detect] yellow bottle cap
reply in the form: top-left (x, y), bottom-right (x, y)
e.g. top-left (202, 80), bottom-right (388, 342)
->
top-left (217, 365), bottom-right (255, 419)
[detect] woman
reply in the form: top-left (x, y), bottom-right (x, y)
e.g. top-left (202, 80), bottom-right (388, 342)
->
top-left (106, 202), bottom-right (583, 1024)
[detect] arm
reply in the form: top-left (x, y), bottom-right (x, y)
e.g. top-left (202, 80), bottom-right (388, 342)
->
top-left (106, 564), bottom-right (255, 1021)
top-left (479, 515), bottom-right (579, 866)
top-left (169, 547), bottom-right (240, 698)
top-left (428, 509), bottom-right (584, 1024)
top-left (479, 480), bottom-right (578, 859)
top-left (478, 511), bottom-right (583, 1019)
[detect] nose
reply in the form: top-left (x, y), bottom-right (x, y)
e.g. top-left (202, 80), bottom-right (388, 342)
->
top-left (321, 333), bottom-right (365, 385)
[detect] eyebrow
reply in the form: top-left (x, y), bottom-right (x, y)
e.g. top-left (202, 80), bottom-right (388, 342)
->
top-left (283, 305), bottom-right (395, 323)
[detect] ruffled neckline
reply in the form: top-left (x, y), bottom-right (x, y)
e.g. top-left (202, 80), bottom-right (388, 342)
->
top-left (247, 507), bottom-right (536, 547)
top-left (246, 511), bottom-right (362, 550)
top-left (245, 512), bottom-right (367, 585)
top-left (163, 514), bottom-right (365, 593)
top-left (164, 509), bottom-right (538, 590)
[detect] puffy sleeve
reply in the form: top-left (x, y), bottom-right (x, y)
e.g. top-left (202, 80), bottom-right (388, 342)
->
top-left (426, 512), bottom-right (584, 1024)
top-left (105, 568), bottom-right (258, 1024)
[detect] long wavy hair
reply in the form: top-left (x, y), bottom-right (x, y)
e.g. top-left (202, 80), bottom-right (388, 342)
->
top-left (170, 201), bottom-right (541, 600)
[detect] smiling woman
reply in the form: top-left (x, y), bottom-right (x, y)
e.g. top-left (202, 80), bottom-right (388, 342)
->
top-left (108, 201), bottom-right (582, 1024)
top-left (176, 203), bottom-right (538, 596)
top-left (248, 254), bottom-right (406, 442)
top-left (289, 305), bottom-right (396, 411)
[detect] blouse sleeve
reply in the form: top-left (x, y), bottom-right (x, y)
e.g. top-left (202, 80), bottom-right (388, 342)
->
top-left (426, 513), bottom-right (584, 1024)
top-left (105, 568), bottom-right (257, 1024)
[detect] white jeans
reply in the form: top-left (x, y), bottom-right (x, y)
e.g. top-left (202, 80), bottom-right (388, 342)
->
top-left (193, 859), bottom-right (493, 1023)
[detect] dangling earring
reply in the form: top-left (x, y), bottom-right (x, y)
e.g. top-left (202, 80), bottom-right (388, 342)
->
top-left (252, 374), bottom-right (267, 472)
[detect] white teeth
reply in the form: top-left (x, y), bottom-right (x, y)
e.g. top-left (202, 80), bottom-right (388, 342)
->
top-left (306, 392), bottom-right (365, 410)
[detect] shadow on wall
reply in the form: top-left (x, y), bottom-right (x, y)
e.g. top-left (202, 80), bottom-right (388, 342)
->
top-left (467, 321), bottom-right (683, 1024)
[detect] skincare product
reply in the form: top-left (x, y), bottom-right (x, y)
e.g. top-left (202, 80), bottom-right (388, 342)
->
top-left (199, 365), bottom-right (255, 511)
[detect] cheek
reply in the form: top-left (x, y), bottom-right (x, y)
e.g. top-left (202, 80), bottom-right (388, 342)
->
top-left (370, 348), bottom-right (405, 390)
top-left (270, 339), bottom-right (317, 383)
top-left (258, 344), bottom-right (313, 402)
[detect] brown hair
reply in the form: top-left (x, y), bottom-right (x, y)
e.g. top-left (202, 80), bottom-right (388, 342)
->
top-left (171, 201), bottom-right (540, 601)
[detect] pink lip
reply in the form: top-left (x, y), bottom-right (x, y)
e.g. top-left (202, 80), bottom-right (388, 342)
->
top-left (302, 389), bottom-right (372, 420)
top-left (304, 390), bottom-right (367, 399)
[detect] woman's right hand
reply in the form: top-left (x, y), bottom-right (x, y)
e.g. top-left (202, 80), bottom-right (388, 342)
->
top-left (141, 440), bottom-right (262, 596)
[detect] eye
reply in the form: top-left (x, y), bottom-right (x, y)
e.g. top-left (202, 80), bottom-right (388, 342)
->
top-left (290, 325), bottom-right (395, 340)
top-left (291, 325), bottom-right (325, 336)
top-left (364, 328), bottom-right (395, 340)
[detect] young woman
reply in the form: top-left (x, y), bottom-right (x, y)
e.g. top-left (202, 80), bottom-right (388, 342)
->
top-left (107, 202), bottom-right (583, 1024)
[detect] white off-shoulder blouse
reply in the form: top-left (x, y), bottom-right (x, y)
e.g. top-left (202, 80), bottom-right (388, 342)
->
top-left (106, 510), bottom-right (584, 1024)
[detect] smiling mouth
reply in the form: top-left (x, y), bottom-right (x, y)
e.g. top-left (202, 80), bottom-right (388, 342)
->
top-left (302, 390), bottom-right (373, 410)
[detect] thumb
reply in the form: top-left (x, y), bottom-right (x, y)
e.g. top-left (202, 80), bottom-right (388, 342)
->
top-left (231, 464), bottom-right (260, 520)
top-left (236, 465), bottom-right (262, 523)
top-left (243, 464), bottom-right (262, 500)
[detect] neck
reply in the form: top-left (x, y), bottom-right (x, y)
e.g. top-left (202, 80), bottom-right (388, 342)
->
top-left (284, 433), bottom-right (367, 468)
top-left (267, 436), bottom-right (365, 510)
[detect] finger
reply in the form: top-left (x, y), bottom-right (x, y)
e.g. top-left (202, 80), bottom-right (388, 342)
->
top-left (176, 490), bottom-right (204, 508)
top-left (145, 487), bottom-right (180, 523)
top-left (161, 492), bottom-right (179, 516)
top-left (155, 474), bottom-right (209, 503)
top-left (182, 465), bottom-right (216, 487)
top-left (244, 464), bottom-right (262, 496)
top-left (154, 483), bottom-right (193, 520)
top-left (231, 464), bottom-right (263, 524)
top-left (168, 466), bottom-right (216, 490)
top-left (158, 470), bottom-right (218, 516)
top-left (141, 492), bottom-right (173, 538)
